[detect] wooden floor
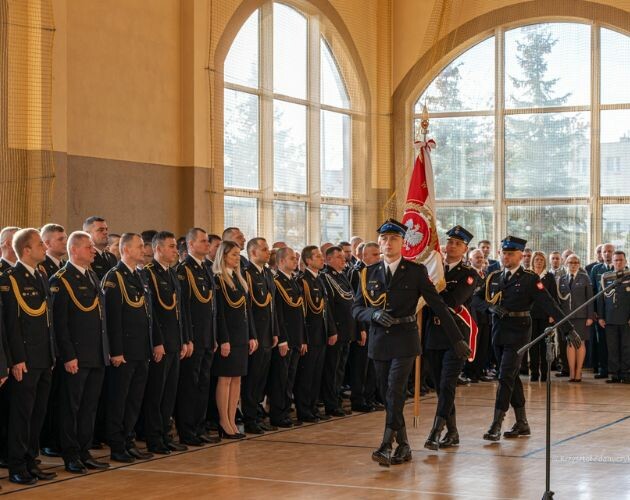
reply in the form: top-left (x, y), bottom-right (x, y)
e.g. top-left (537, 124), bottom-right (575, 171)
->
top-left (2, 374), bottom-right (630, 499)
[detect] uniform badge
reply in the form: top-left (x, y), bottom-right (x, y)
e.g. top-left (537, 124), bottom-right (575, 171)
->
top-left (104, 281), bottom-right (116, 288)
top-left (626, 286), bottom-right (630, 292)
top-left (370, 290), bottom-right (375, 297)
top-left (536, 282), bottom-right (544, 290)
top-left (466, 276), bottom-right (474, 285)
top-left (50, 286), bottom-right (59, 292)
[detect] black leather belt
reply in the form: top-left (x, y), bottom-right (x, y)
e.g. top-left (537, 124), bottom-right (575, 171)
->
top-left (507, 311), bottom-right (530, 318)
top-left (390, 314), bottom-right (417, 325)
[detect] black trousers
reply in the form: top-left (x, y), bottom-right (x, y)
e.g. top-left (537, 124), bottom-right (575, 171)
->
top-left (295, 344), bottom-right (325, 419)
top-left (241, 346), bottom-right (272, 424)
top-left (426, 349), bottom-right (464, 419)
top-left (321, 342), bottom-right (342, 412)
top-left (595, 322), bottom-right (609, 376)
top-left (39, 362), bottom-right (63, 451)
top-left (60, 366), bottom-right (105, 461)
top-left (529, 318), bottom-right (549, 380)
top-left (144, 351), bottom-right (180, 447)
top-left (0, 381), bottom-right (10, 461)
top-left (176, 347), bottom-right (213, 441)
top-left (8, 368), bottom-right (52, 473)
top-left (466, 320), bottom-right (490, 380)
top-left (106, 360), bottom-right (149, 453)
top-left (268, 348), bottom-right (299, 423)
top-left (373, 356), bottom-right (415, 431)
top-left (93, 370), bottom-right (110, 444)
top-left (557, 330), bottom-right (569, 374)
top-left (606, 324), bottom-right (630, 378)
top-left (493, 344), bottom-right (526, 412)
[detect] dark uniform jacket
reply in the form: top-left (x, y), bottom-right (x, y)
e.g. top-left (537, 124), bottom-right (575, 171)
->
top-left (473, 266), bottom-right (571, 345)
top-left (92, 249), bottom-right (118, 281)
top-left (557, 270), bottom-right (594, 319)
top-left (4, 262), bottom-right (55, 369)
top-left (40, 255), bottom-right (64, 280)
top-left (322, 266), bottom-right (356, 343)
top-left (274, 271), bottom-right (306, 348)
top-left (50, 263), bottom-right (109, 367)
top-left (177, 255), bottom-right (216, 350)
top-left (531, 271), bottom-right (559, 320)
top-left (216, 272), bottom-right (256, 346)
top-left (353, 259), bottom-right (462, 361)
top-left (597, 270), bottom-right (630, 325)
top-left (0, 261), bottom-right (15, 368)
top-left (103, 262), bottom-right (152, 361)
top-left (425, 261), bottom-right (478, 350)
top-left (245, 264), bottom-right (278, 349)
top-left (0, 295), bottom-right (7, 375)
top-left (143, 260), bottom-right (184, 353)
top-left (299, 270), bottom-right (335, 346)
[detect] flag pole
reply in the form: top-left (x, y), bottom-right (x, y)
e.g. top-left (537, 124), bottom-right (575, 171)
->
top-left (413, 104), bottom-right (430, 429)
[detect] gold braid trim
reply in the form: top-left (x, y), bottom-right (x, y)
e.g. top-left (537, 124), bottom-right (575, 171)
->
top-left (185, 266), bottom-right (212, 303)
top-left (246, 272), bottom-right (272, 308)
top-left (9, 275), bottom-right (47, 317)
top-left (484, 270), bottom-right (503, 305)
top-left (60, 276), bottom-right (100, 313)
top-left (218, 275), bottom-right (246, 309)
top-left (302, 278), bottom-right (324, 314)
top-left (147, 266), bottom-right (176, 311)
top-left (274, 277), bottom-right (304, 309)
top-left (360, 267), bottom-right (386, 308)
top-left (115, 271), bottom-right (145, 308)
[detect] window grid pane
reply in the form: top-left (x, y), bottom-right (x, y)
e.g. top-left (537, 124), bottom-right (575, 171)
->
top-left (273, 3), bottom-right (307, 99)
top-left (320, 204), bottom-right (350, 244)
top-left (274, 200), bottom-right (307, 250)
top-left (600, 110), bottom-right (630, 197)
top-left (224, 196), bottom-right (258, 240)
top-left (602, 205), bottom-right (630, 250)
top-left (321, 38), bottom-right (350, 109)
top-left (224, 11), bottom-right (258, 87)
top-left (274, 100), bottom-right (307, 194)
top-left (436, 207), bottom-right (493, 247)
top-left (224, 89), bottom-right (259, 190)
top-left (321, 110), bottom-right (350, 198)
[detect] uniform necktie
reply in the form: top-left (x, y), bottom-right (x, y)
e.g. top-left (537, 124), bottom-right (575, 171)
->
top-left (386, 265), bottom-right (393, 285)
top-left (444, 264), bottom-right (450, 273)
top-left (504, 270), bottom-right (511, 282)
top-left (569, 274), bottom-right (574, 289)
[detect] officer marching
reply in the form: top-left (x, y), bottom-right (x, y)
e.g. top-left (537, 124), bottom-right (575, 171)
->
top-left (474, 236), bottom-right (581, 441)
top-left (353, 219), bottom-right (468, 467)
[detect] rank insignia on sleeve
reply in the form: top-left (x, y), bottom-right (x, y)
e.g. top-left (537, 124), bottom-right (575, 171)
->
top-left (0, 285), bottom-right (8, 291)
top-left (104, 281), bottom-right (117, 288)
top-left (466, 276), bottom-right (474, 285)
top-left (536, 282), bottom-right (544, 290)
top-left (177, 275), bottom-right (185, 281)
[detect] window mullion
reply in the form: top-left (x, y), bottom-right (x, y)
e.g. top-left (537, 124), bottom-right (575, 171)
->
top-left (260, 3), bottom-right (274, 242)
top-left (495, 27), bottom-right (506, 249)
top-left (590, 24), bottom-right (602, 260)
top-left (308, 15), bottom-right (321, 244)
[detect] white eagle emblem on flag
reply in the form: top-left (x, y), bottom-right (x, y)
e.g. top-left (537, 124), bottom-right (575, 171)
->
top-left (403, 219), bottom-right (424, 250)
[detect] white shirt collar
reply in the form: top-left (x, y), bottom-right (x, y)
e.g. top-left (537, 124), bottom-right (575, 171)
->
top-left (190, 254), bottom-right (204, 268)
top-left (3, 258), bottom-right (16, 267)
top-left (47, 253), bottom-right (62, 267)
top-left (251, 262), bottom-right (264, 273)
top-left (70, 260), bottom-right (87, 275)
top-left (19, 261), bottom-right (37, 277)
top-left (122, 260), bottom-right (137, 274)
top-left (384, 257), bottom-right (402, 275)
top-left (445, 259), bottom-right (462, 270)
top-left (280, 269), bottom-right (293, 280)
top-left (307, 267), bottom-right (319, 278)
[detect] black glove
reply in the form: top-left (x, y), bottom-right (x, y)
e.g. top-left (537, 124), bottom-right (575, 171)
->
top-left (565, 329), bottom-right (582, 350)
top-left (453, 340), bottom-right (472, 361)
top-left (488, 304), bottom-right (508, 319)
top-left (372, 309), bottom-right (395, 328)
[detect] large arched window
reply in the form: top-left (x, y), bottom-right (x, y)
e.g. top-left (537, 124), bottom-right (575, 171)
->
top-left (223, 2), bottom-right (353, 249)
top-left (414, 22), bottom-right (630, 258)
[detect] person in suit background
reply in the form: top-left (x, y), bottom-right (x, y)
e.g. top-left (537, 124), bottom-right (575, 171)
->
top-left (557, 254), bottom-right (594, 382)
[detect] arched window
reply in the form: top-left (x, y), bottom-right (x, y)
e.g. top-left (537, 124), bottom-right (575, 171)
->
top-left (223, 2), bottom-right (353, 249)
top-left (414, 22), bottom-right (630, 257)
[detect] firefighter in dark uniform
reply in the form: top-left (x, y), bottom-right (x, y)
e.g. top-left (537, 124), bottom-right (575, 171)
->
top-left (142, 231), bottom-right (188, 454)
top-left (269, 247), bottom-right (305, 428)
top-left (424, 226), bottom-right (478, 450)
top-left (4, 228), bottom-right (57, 485)
top-left (353, 219), bottom-right (469, 467)
top-left (474, 236), bottom-right (581, 441)
top-left (103, 233), bottom-right (153, 463)
top-left (597, 251), bottom-right (630, 383)
top-left (321, 245), bottom-right (356, 417)
top-left (242, 238), bottom-right (279, 434)
top-left (176, 228), bottom-right (219, 446)
top-left (50, 231), bottom-right (110, 473)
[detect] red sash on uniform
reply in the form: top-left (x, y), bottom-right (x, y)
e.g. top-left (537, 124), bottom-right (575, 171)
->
top-left (452, 305), bottom-right (478, 362)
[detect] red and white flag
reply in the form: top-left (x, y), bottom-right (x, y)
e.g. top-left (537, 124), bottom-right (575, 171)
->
top-left (401, 139), bottom-right (444, 289)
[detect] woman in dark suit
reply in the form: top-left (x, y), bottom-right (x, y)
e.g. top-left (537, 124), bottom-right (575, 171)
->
top-left (529, 251), bottom-right (559, 382)
top-left (557, 254), bottom-right (594, 382)
top-left (213, 241), bottom-right (257, 438)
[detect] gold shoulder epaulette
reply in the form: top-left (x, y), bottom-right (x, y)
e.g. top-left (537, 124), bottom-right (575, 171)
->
top-left (53, 267), bottom-right (67, 280)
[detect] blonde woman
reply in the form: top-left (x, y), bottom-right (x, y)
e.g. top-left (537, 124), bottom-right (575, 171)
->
top-left (212, 241), bottom-right (257, 439)
top-left (529, 251), bottom-right (559, 382)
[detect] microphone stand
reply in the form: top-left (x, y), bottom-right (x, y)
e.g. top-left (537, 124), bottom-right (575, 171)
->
top-left (517, 273), bottom-right (625, 500)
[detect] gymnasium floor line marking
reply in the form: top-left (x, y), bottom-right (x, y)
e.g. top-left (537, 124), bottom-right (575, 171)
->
top-left (522, 414), bottom-right (630, 458)
top-left (117, 466), bottom-right (520, 499)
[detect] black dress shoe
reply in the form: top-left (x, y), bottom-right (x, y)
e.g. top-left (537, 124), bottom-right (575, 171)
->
top-left (147, 444), bottom-right (171, 455)
top-left (9, 471), bottom-right (37, 485)
top-left (218, 425), bottom-right (245, 439)
top-left (371, 402), bottom-right (385, 411)
top-left (244, 423), bottom-right (266, 434)
top-left (90, 441), bottom-right (104, 450)
top-left (127, 447), bottom-right (153, 460)
top-left (0, 457), bottom-right (8, 468)
top-left (259, 422), bottom-right (277, 432)
top-left (326, 408), bottom-right (346, 417)
top-left (198, 433), bottom-right (221, 444)
top-left (82, 457), bottom-right (110, 469)
top-left (180, 436), bottom-right (204, 446)
top-left (271, 419), bottom-right (293, 428)
top-left (351, 404), bottom-right (375, 413)
top-left (111, 450), bottom-right (135, 463)
top-left (41, 447), bottom-right (62, 458)
top-left (65, 459), bottom-right (87, 474)
top-left (594, 373), bottom-right (608, 379)
top-left (390, 443), bottom-right (412, 465)
top-left (29, 466), bottom-right (57, 480)
top-left (291, 419), bottom-right (303, 426)
top-left (299, 415), bottom-right (320, 423)
top-left (315, 412), bottom-right (331, 421)
top-left (555, 372), bottom-right (569, 378)
top-left (166, 441), bottom-right (188, 452)
top-left (606, 377), bottom-right (621, 384)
